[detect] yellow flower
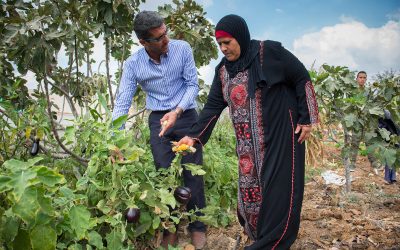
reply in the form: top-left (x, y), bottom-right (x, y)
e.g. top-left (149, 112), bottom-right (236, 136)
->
top-left (178, 144), bottom-right (189, 151)
top-left (171, 142), bottom-right (196, 154)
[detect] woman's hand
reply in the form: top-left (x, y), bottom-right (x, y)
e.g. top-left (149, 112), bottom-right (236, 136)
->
top-left (176, 136), bottom-right (195, 146)
top-left (295, 125), bottom-right (312, 144)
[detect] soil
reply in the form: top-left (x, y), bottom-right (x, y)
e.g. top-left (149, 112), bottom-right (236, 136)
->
top-left (174, 145), bottom-right (400, 250)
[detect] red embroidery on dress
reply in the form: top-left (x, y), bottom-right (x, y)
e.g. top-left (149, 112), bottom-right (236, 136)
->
top-left (272, 109), bottom-right (296, 250)
top-left (220, 64), bottom-right (265, 240)
top-left (305, 81), bottom-right (319, 124)
top-left (254, 89), bottom-right (265, 180)
top-left (230, 85), bottom-right (247, 107)
top-left (239, 154), bottom-right (253, 175)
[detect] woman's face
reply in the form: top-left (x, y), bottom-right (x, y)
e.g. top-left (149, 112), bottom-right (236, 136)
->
top-left (217, 37), bottom-right (241, 61)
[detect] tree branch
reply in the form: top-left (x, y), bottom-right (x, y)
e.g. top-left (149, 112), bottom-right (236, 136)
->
top-left (105, 36), bottom-right (114, 109)
top-left (44, 78), bottom-right (79, 118)
top-left (128, 108), bottom-right (146, 120)
top-left (45, 78), bottom-right (70, 97)
top-left (43, 76), bottom-right (88, 165)
top-left (114, 35), bottom-right (127, 101)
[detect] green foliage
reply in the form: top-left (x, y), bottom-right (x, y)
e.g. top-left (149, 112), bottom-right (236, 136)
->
top-left (1, 102), bottom-right (239, 248)
top-left (0, 96), bottom-right (53, 164)
top-left (0, 118), bottom-right (207, 248)
top-left (158, 0), bottom-right (218, 109)
top-left (159, 0), bottom-right (218, 68)
top-left (201, 116), bottom-right (238, 227)
top-left (312, 65), bottom-right (400, 171)
top-left (0, 0), bottom-right (236, 248)
top-left (0, 157), bottom-right (64, 249)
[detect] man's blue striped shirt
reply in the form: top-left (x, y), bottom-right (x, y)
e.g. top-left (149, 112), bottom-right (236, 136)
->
top-left (112, 39), bottom-right (199, 120)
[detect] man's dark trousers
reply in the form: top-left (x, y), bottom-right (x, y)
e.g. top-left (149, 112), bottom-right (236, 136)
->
top-left (149, 108), bottom-right (206, 232)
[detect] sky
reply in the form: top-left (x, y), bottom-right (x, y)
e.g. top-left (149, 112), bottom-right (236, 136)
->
top-left (140, 0), bottom-right (400, 84)
top-left (24, 0), bottom-right (400, 88)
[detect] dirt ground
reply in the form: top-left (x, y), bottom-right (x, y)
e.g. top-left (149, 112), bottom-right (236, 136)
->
top-left (174, 147), bottom-right (400, 250)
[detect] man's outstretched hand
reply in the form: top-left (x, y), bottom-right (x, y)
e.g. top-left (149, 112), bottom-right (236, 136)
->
top-left (158, 111), bottom-right (179, 137)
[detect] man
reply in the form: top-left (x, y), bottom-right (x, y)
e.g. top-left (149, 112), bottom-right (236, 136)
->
top-left (356, 70), bottom-right (367, 88)
top-left (112, 11), bottom-right (207, 249)
top-left (349, 71), bottom-right (379, 171)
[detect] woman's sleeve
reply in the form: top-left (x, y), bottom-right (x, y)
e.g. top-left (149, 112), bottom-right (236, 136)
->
top-left (281, 46), bottom-right (319, 125)
top-left (188, 68), bottom-right (228, 145)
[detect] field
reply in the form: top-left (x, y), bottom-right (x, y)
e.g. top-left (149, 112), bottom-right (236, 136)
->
top-left (174, 145), bottom-right (400, 250)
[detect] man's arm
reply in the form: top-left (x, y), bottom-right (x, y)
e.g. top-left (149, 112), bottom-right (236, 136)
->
top-left (176, 42), bottom-right (199, 111)
top-left (112, 62), bottom-right (138, 125)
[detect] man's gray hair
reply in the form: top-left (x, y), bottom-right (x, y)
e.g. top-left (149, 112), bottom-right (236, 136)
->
top-left (134, 11), bottom-right (164, 39)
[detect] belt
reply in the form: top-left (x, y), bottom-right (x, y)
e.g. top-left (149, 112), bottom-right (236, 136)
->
top-left (151, 110), bottom-right (172, 114)
top-left (151, 108), bottom-right (194, 114)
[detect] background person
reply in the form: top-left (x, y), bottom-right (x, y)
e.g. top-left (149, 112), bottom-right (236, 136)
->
top-left (349, 71), bottom-right (380, 171)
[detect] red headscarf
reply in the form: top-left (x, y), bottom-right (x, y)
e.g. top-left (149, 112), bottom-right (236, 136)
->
top-left (215, 30), bottom-right (233, 40)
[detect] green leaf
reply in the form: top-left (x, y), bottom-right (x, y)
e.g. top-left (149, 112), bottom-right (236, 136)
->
top-left (378, 128), bottom-right (391, 141)
top-left (45, 30), bottom-right (68, 40)
top-left (67, 243), bottom-right (83, 250)
top-left (64, 126), bottom-right (75, 143)
top-left (0, 175), bottom-right (12, 192)
top-left (69, 205), bottom-right (91, 240)
top-left (1, 215), bottom-right (20, 243)
top-left (75, 176), bottom-right (89, 190)
top-left (37, 188), bottom-right (54, 215)
top-left (112, 114), bottom-right (127, 129)
top-left (159, 188), bottom-right (176, 208)
top-left (89, 108), bottom-right (102, 120)
top-left (97, 91), bottom-right (110, 116)
top-left (30, 224), bottom-right (57, 250)
top-left (96, 199), bottom-right (111, 214)
top-left (13, 228), bottom-right (32, 249)
top-left (364, 131), bottom-right (378, 141)
top-left (59, 186), bottom-right (75, 200)
top-left (35, 211), bottom-right (53, 226)
top-left (9, 170), bottom-right (37, 201)
top-left (343, 113), bottom-right (357, 128)
top-left (3, 157), bottom-right (43, 173)
top-left (152, 216), bottom-right (161, 230)
top-left (12, 187), bottom-right (40, 224)
top-left (135, 211), bottom-right (152, 236)
top-left (183, 163), bottom-right (206, 175)
top-left (34, 166), bottom-right (65, 187)
top-left (106, 229), bottom-right (123, 250)
top-left (88, 231), bottom-right (104, 249)
top-left (368, 106), bottom-right (383, 116)
top-left (104, 8), bottom-right (113, 26)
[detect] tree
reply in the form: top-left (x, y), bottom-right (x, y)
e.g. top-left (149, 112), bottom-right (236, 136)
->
top-left (311, 65), bottom-right (399, 192)
top-left (1, 0), bottom-right (217, 164)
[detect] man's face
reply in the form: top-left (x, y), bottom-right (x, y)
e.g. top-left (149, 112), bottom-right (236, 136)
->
top-left (217, 37), bottom-right (241, 62)
top-left (140, 23), bottom-right (169, 56)
top-left (356, 73), bottom-right (367, 87)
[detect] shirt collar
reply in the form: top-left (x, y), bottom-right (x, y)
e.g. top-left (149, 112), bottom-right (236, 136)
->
top-left (143, 48), bottom-right (169, 64)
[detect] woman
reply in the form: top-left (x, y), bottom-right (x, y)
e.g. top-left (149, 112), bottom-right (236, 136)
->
top-left (176, 14), bottom-right (319, 249)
